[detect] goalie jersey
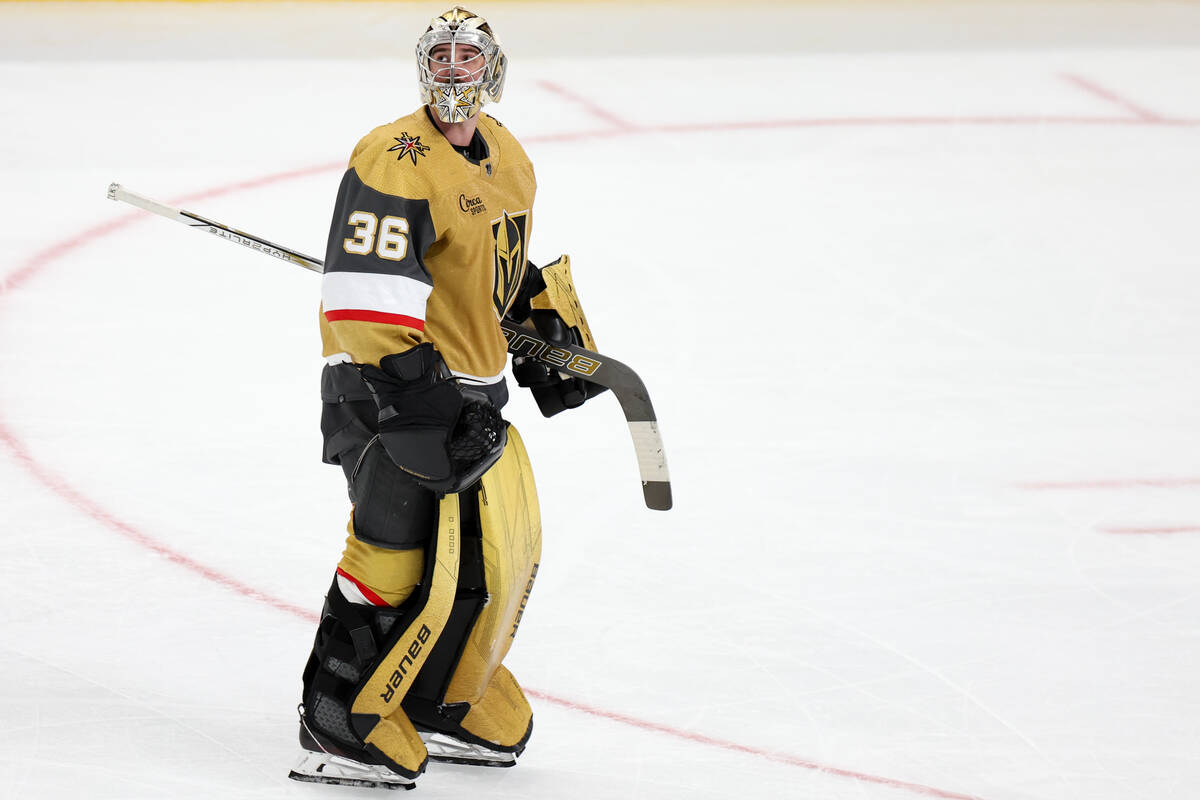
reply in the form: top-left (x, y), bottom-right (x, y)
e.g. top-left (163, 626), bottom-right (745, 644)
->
top-left (319, 107), bottom-right (537, 397)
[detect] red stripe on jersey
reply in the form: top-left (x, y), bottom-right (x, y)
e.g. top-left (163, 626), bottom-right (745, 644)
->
top-left (324, 308), bottom-right (425, 331)
top-left (335, 567), bottom-right (390, 607)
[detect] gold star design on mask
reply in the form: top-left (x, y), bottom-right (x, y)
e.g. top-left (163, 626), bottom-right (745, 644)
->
top-left (436, 86), bottom-right (478, 123)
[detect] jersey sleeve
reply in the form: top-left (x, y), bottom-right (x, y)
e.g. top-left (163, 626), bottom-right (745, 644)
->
top-left (320, 165), bottom-right (438, 367)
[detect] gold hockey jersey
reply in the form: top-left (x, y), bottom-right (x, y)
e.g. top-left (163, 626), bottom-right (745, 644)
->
top-left (319, 107), bottom-right (537, 386)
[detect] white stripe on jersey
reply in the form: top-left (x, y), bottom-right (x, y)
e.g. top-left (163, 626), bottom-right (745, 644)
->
top-left (322, 270), bottom-right (432, 321)
top-left (451, 368), bottom-right (507, 385)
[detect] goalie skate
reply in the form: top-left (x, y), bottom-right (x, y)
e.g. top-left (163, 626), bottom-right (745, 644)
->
top-left (420, 731), bottom-right (518, 767)
top-left (287, 709), bottom-right (418, 790)
top-left (288, 749), bottom-right (417, 790)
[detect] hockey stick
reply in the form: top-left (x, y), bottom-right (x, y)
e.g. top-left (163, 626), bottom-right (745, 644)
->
top-left (106, 183), bottom-right (672, 511)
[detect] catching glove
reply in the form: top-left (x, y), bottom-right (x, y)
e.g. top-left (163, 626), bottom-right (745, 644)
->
top-left (360, 343), bottom-right (506, 494)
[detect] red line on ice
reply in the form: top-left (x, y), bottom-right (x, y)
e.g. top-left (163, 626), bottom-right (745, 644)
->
top-left (525, 688), bottom-right (988, 800)
top-left (536, 79), bottom-right (1199, 140)
top-left (0, 419), bottom-right (317, 622)
top-left (2, 216), bottom-right (137, 295)
top-left (172, 161), bottom-right (345, 205)
top-left (664, 114), bottom-right (1196, 130)
top-left (530, 77), bottom-right (1195, 144)
top-left (1060, 73), bottom-right (1166, 122)
top-left (536, 80), bottom-right (634, 130)
top-left (521, 114), bottom-right (1197, 146)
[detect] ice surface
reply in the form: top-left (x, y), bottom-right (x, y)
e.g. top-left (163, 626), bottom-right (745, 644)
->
top-left (2, 3), bottom-right (1200, 799)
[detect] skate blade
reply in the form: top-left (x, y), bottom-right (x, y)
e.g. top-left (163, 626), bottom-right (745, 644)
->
top-left (288, 750), bottom-right (416, 790)
top-left (421, 731), bottom-right (518, 768)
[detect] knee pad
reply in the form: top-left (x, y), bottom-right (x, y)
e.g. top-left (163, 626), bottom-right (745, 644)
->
top-left (349, 435), bottom-right (438, 549)
top-left (402, 425), bottom-right (542, 752)
top-left (300, 493), bottom-right (463, 778)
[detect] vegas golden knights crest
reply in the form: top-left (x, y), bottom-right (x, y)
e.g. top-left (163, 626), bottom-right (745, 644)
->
top-left (492, 210), bottom-right (530, 317)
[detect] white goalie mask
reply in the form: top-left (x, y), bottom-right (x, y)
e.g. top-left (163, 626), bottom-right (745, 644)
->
top-left (416, 7), bottom-right (507, 124)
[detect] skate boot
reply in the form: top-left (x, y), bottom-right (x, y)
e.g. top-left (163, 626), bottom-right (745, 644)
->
top-left (289, 706), bottom-right (417, 790)
top-left (288, 580), bottom-right (428, 789)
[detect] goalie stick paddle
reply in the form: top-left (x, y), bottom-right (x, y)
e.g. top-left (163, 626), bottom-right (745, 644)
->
top-left (106, 182), bottom-right (672, 510)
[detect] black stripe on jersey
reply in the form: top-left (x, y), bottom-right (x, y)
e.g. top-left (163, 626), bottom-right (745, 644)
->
top-left (323, 168), bottom-right (437, 281)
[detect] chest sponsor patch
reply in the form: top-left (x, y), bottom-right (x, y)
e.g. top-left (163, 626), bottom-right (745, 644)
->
top-left (460, 193), bottom-right (487, 216)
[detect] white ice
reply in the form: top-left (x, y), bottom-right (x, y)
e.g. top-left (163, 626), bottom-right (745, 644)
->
top-left (2, 3), bottom-right (1199, 799)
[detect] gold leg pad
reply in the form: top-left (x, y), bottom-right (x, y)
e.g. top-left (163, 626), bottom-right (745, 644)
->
top-left (350, 495), bottom-right (461, 771)
top-left (445, 426), bottom-right (542, 707)
top-left (362, 708), bottom-right (429, 776)
top-left (458, 665), bottom-right (533, 749)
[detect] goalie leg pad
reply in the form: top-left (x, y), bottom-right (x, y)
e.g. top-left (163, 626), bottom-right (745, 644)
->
top-left (455, 664), bottom-right (533, 752)
top-left (298, 494), bottom-right (463, 780)
top-left (402, 425), bottom-right (541, 753)
top-left (297, 592), bottom-right (428, 780)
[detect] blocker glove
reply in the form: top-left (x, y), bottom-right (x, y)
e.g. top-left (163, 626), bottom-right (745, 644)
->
top-left (512, 309), bottom-right (608, 417)
top-left (360, 343), bottom-right (506, 494)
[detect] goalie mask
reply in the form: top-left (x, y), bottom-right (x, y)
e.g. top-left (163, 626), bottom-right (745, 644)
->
top-left (417, 7), bottom-right (507, 124)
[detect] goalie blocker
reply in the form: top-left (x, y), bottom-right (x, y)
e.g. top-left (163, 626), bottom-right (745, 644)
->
top-left (509, 255), bottom-right (609, 417)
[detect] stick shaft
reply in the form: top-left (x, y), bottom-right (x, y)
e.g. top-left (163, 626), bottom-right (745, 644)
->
top-left (107, 183), bottom-right (323, 273)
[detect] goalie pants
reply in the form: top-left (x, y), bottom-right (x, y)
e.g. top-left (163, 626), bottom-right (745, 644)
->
top-left (302, 365), bottom-right (540, 777)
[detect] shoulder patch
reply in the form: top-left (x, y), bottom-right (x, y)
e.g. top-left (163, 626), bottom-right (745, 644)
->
top-left (388, 132), bottom-right (431, 165)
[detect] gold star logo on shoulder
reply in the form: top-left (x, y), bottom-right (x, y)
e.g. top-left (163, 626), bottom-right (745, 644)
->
top-left (388, 132), bottom-right (431, 165)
